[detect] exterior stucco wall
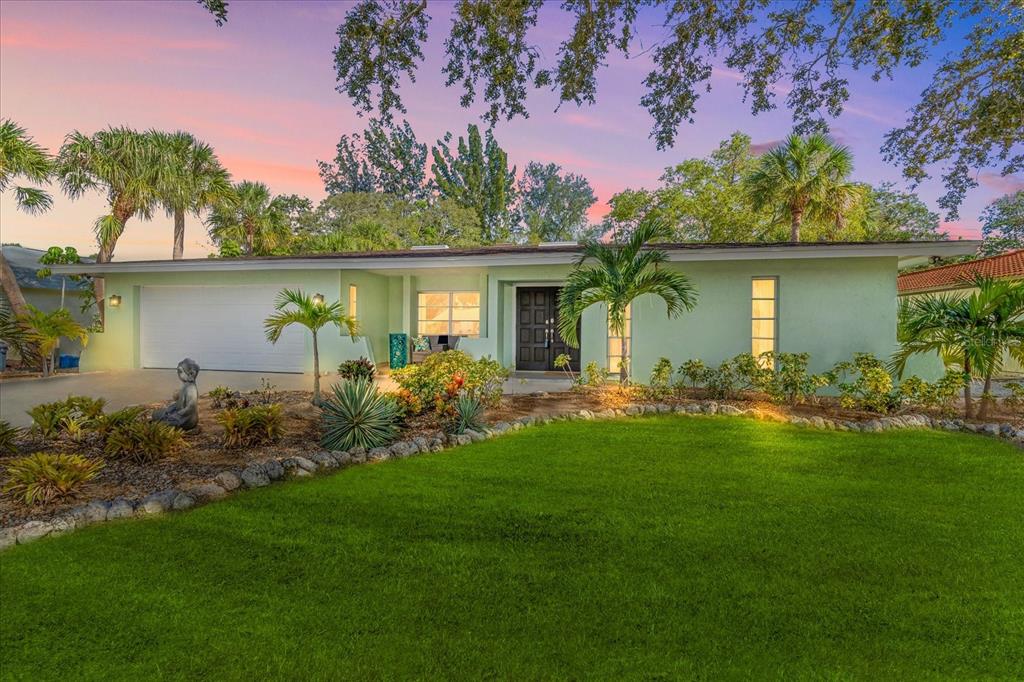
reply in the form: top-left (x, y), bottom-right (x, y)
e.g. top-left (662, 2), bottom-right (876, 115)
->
top-left (78, 256), bottom-right (912, 381)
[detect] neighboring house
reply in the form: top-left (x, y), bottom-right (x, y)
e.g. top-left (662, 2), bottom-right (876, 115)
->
top-left (898, 249), bottom-right (1024, 378)
top-left (54, 241), bottom-right (977, 379)
top-left (1, 245), bottom-right (93, 356)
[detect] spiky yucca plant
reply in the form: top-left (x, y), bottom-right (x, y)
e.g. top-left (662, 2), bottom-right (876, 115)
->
top-left (3, 453), bottom-right (104, 505)
top-left (451, 394), bottom-right (485, 435)
top-left (320, 379), bottom-right (399, 451)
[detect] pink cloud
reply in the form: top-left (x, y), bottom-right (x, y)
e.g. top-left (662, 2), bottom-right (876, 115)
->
top-left (749, 139), bottom-right (782, 154)
top-left (219, 155), bottom-right (322, 193)
top-left (0, 18), bottom-right (233, 56)
top-left (561, 112), bottom-right (629, 136)
top-left (941, 220), bottom-right (983, 239)
top-left (978, 172), bottom-right (1024, 195)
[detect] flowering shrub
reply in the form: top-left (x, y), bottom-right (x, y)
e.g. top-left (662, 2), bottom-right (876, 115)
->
top-left (392, 350), bottom-right (509, 415)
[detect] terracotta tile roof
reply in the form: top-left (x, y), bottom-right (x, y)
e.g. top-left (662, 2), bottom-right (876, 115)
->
top-left (898, 250), bottom-right (1024, 294)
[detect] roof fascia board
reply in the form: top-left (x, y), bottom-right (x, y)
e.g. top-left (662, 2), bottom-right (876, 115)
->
top-left (52, 241), bottom-right (981, 275)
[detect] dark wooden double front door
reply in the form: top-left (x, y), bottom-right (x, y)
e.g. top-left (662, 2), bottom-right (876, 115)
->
top-left (516, 287), bottom-right (580, 371)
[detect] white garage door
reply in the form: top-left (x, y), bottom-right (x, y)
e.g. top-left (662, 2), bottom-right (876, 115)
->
top-left (140, 286), bottom-right (306, 372)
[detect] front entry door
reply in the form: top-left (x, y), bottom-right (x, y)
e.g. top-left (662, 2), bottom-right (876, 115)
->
top-left (516, 287), bottom-right (580, 371)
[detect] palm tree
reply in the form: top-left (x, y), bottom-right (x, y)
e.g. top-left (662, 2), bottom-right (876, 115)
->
top-left (557, 218), bottom-right (698, 384)
top-left (0, 119), bottom-right (53, 317)
top-left (152, 131), bottom-right (233, 259)
top-left (816, 181), bottom-right (868, 241)
top-left (56, 127), bottom-right (165, 320)
top-left (264, 288), bottom-right (358, 403)
top-left (206, 181), bottom-right (289, 256)
top-left (892, 275), bottom-right (1024, 419)
top-left (744, 133), bottom-right (854, 241)
top-left (18, 305), bottom-right (89, 377)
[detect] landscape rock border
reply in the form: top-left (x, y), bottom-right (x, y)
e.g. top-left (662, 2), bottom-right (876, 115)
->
top-left (2, 401), bottom-right (1020, 550)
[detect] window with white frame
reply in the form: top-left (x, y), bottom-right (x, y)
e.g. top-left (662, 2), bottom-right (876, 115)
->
top-left (752, 277), bottom-right (777, 367)
top-left (607, 303), bottom-right (631, 376)
top-left (417, 291), bottom-right (480, 337)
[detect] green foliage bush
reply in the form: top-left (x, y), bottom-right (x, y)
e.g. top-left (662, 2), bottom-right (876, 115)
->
top-left (897, 371), bottom-right (967, 414)
top-left (648, 357), bottom-right (675, 397)
top-left (217, 404), bottom-right (284, 449)
top-left (392, 350), bottom-right (509, 415)
top-left (338, 358), bottom-right (376, 382)
top-left (580, 361), bottom-right (609, 390)
top-left (320, 379), bottom-right (399, 451)
top-left (27, 396), bottom-right (106, 439)
top-left (678, 359), bottom-right (707, 389)
top-left (0, 420), bottom-right (21, 456)
top-left (1004, 382), bottom-right (1024, 411)
top-left (760, 352), bottom-right (830, 405)
top-left (2, 453), bottom-right (104, 505)
top-left (208, 386), bottom-right (236, 408)
top-left (828, 353), bottom-right (899, 413)
top-left (104, 421), bottom-right (187, 463)
top-left (450, 394), bottom-right (486, 435)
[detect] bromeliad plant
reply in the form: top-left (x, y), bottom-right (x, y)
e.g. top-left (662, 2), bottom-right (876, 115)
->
top-left (264, 288), bottom-right (358, 404)
top-left (27, 396), bottom-right (106, 439)
top-left (3, 453), bottom-right (104, 505)
top-left (557, 217), bottom-right (698, 384)
top-left (217, 404), bottom-right (283, 449)
top-left (0, 420), bottom-right (21, 455)
top-left (320, 378), bottom-right (399, 451)
top-left (338, 357), bottom-right (376, 382)
top-left (104, 421), bottom-right (187, 464)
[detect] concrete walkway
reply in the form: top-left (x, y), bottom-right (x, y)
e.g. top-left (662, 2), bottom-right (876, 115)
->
top-left (0, 369), bottom-right (571, 427)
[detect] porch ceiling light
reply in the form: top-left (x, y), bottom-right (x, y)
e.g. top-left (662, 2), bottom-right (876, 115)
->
top-left (109, 294), bottom-right (122, 307)
top-left (311, 293), bottom-right (325, 306)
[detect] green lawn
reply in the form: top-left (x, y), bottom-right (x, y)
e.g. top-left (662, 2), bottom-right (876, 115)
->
top-left (2, 416), bottom-right (1023, 680)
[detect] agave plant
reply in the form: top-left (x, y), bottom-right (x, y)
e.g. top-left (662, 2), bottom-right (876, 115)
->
top-left (2, 453), bottom-right (104, 505)
top-left (320, 379), bottom-right (399, 451)
top-left (450, 394), bottom-right (485, 435)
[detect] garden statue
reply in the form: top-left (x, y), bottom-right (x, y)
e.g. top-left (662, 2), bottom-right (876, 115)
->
top-left (152, 358), bottom-right (200, 430)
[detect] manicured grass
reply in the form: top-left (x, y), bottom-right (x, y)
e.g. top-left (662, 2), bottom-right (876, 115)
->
top-left (2, 416), bottom-right (1023, 679)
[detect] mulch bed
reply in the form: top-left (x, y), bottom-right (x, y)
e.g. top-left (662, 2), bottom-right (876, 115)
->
top-left (1, 385), bottom-right (1020, 528)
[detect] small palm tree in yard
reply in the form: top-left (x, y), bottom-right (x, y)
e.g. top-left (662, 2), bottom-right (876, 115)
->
top-left (744, 133), bottom-right (854, 242)
top-left (264, 289), bottom-right (358, 403)
top-left (892, 275), bottom-right (1024, 419)
top-left (19, 306), bottom-right (90, 377)
top-left (557, 218), bottom-right (698, 384)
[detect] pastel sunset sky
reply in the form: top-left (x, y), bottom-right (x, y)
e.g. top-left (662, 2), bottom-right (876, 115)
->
top-left (1, 0), bottom-right (1018, 260)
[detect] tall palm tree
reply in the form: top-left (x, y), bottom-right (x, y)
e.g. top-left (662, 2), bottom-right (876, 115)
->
top-left (892, 275), bottom-right (1024, 419)
top-left (0, 119), bottom-right (53, 317)
top-left (744, 133), bottom-right (854, 241)
top-left (557, 218), bottom-right (698, 384)
top-left (56, 127), bottom-right (165, 320)
top-left (18, 305), bottom-right (89, 377)
top-left (264, 289), bottom-right (358, 403)
top-left (152, 131), bottom-right (233, 259)
top-left (816, 181), bottom-right (868, 241)
top-left (206, 181), bottom-right (289, 256)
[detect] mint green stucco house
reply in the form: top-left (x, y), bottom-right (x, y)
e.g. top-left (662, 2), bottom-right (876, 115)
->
top-left (55, 241), bottom-right (978, 380)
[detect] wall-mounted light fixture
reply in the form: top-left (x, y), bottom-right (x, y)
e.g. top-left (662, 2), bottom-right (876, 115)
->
top-left (109, 294), bottom-right (122, 308)
top-left (311, 293), bottom-right (325, 306)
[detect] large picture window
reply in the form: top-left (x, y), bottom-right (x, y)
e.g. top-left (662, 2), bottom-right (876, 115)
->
top-left (417, 291), bottom-right (480, 337)
top-left (752, 277), bottom-right (777, 367)
top-left (607, 303), bottom-right (631, 376)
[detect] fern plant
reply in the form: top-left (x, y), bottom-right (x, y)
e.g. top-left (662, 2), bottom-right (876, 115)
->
top-left (104, 421), bottom-right (187, 464)
top-left (0, 420), bottom-right (21, 455)
top-left (3, 453), bottom-right (104, 505)
top-left (216, 404), bottom-right (283, 448)
top-left (320, 379), bottom-right (399, 451)
top-left (450, 394), bottom-right (485, 435)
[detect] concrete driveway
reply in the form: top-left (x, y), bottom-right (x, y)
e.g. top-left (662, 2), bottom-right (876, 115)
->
top-left (0, 369), bottom-right (571, 427)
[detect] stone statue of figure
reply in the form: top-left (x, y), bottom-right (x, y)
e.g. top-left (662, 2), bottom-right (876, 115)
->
top-left (152, 358), bottom-right (200, 430)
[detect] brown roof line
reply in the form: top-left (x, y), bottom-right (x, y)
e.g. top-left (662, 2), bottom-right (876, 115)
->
top-left (897, 249), bottom-right (1024, 293)
top-left (95, 240), bottom-right (972, 266)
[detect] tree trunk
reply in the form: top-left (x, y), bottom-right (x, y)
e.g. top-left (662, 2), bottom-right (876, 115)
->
top-left (173, 208), bottom-right (185, 260)
top-left (94, 208), bottom-right (130, 326)
top-left (619, 335), bottom-right (630, 385)
top-left (979, 373), bottom-right (994, 420)
top-left (311, 331), bottom-right (321, 404)
top-left (790, 209), bottom-right (803, 242)
top-left (963, 356), bottom-right (974, 419)
top-left (0, 250), bottom-right (28, 317)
